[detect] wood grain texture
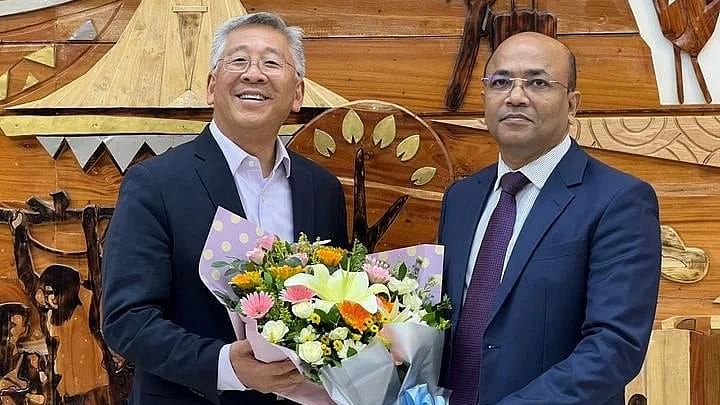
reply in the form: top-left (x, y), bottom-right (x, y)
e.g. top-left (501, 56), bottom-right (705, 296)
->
top-left (304, 34), bottom-right (659, 113)
top-left (626, 329), bottom-right (691, 405)
top-left (0, 0), bottom-right (127, 42)
top-left (435, 114), bottom-right (720, 168)
top-left (12, 0), bottom-right (347, 110)
top-left (573, 115), bottom-right (720, 168)
top-left (288, 101), bottom-right (454, 250)
top-left (240, 0), bottom-right (638, 37)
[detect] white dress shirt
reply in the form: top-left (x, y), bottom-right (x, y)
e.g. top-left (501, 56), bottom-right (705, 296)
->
top-left (209, 121), bottom-right (294, 391)
top-left (464, 136), bottom-right (571, 300)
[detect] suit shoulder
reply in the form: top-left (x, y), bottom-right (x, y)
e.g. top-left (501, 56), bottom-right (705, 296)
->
top-left (584, 155), bottom-right (652, 190)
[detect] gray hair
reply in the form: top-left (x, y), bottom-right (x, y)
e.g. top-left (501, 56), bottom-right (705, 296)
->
top-left (209, 12), bottom-right (306, 80)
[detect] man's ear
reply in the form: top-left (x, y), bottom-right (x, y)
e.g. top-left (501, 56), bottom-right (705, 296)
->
top-left (206, 73), bottom-right (216, 106)
top-left (291, 79), bottom-right (305, 113)
top-left (567, 90), bottom-right (581, 125)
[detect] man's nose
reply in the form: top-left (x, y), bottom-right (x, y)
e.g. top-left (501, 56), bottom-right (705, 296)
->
top-left (241, 61), bottom-right (267, 82)
top-left (506, 80), bottom-right (530, 105)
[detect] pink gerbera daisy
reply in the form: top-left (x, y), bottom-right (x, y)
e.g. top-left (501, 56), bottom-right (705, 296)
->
top-left (240, 292), bottom-right (274, 319)
top-left (280, 285), bottom-right (316, 304)
top-left (363, 258), bottom-right (391, 283)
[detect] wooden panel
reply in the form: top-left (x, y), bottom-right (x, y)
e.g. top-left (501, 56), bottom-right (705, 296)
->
top-left (304, 34), bottom-right (659, 113)
top-left (0, 43), bottom-right (115, 107)
top-left (241, 0), bottom-right (638, 37)
top-left (626, 329), bottom-right (691, 405)
top-left (0, 0), bottom-right (126, 42)
top-left (55, 147), bottom-right (127, 204)
top-left (0, 0), bottom-right (117, 35)
top-left (692, 332), bottom-right (720, 405)
top-left (0, 135), bottom-right (56, 201)
top-left (243, 0), bottom-right (466, 37)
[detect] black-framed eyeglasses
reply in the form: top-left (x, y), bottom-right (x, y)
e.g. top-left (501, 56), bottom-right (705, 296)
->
top-left (216, 56), bottom-right (297, 76)
top-left (481, 75), bottom-right (569, 95)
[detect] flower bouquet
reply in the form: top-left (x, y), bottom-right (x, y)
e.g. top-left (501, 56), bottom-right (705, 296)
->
top-left (199, 207), bottom-right (451, 405)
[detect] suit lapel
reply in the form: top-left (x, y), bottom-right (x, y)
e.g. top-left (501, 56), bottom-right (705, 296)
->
top-left (193, 126), bottom-right (246, 219)
top-left (289, 153), bottom-right (315, 238)
top-left (449, 168), bottom-right (497, 333)
top-left (488, 142), bottom-right (588, 323)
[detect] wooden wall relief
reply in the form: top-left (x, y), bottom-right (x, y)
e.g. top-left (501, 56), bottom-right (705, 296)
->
top-left (0, 0), bottom-right (141, 108)
top-left (662, 225), bottom-right (709, 284)
top-left (0, 1), bottom-right (74, 16)
top-left (626, 316), bottom-right (720, 405)
top-left (435, 114), bottom-right (720, 168)
top-left (488, 0), bottom-right (557, 51)
top-left (289, 100), bottom-right (455, 251)
top-left (1, 0), bottom-right (347, 144)
top-left (653, 0), bottom-right (719, 103)
top-left (445, 0), bottom-right (557, 111)
top-left (444, 0), bottom-right (494, 111)
top-left (630, 0), bottom-right (720, 104)
top-left (572, 114), bottom-right (720, 167)
top-left (0, 191), bottom-right (131, 405)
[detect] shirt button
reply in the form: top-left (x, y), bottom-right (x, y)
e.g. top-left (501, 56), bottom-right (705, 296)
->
top-left (248, 161), bottom-right (255, 167)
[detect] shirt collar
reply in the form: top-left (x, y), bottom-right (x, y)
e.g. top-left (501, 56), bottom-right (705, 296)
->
top-left (494, 135), bottom-right (571, 191)
top-left (209, 120), bottom-right (291, 178)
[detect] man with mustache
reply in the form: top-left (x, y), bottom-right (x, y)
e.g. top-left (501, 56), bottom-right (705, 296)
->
top-left (438, 32), bottom-right (661, 404)
top-left (102, 12), bottom-right (347, 405)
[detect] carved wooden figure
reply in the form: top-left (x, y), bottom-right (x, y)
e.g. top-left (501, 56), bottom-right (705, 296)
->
top-left (489, 0), bottom-right (557, 51)
top-left (653, 0), bottom-right (720, 103)
top-left (1, 193), bottom-right (130, 405)
top-left (444, 0), bottom-right (495, 111)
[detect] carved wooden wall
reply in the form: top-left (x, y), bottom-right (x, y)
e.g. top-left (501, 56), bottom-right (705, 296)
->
top-left (0, 0), bottom-right (719, 404)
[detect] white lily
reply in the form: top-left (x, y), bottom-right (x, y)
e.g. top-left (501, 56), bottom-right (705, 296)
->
top-left (285, 264), bottom-right (389, 314)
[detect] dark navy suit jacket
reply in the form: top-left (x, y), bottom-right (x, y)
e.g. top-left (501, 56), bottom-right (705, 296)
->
top-left (438, 141), bottom-right (661, 405)
top-left (101, 126), bottom-right (347, 405)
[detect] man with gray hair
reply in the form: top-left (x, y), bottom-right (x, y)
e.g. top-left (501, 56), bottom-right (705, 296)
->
top-left (102, 12), bottom-right (348, 405)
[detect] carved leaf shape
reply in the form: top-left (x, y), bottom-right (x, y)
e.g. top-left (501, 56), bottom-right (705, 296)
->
top-left (342, 109), bottom-right (364, 144)
top-left (372, 115), bottom-right (396, 148)
top-left (396, 135), bottom-right (420, 161)
top-left (411, 167), bottom-right (436, 186)
top-left (313, 129), bottom-right (336, 158)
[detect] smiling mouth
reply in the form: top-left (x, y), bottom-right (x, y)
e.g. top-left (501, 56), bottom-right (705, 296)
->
top-left (236, 93), bottom-right (269, 102)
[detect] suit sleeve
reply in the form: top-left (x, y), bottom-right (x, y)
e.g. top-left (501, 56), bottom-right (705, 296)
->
top-left (101, 164), bottom-right (224, 402)
top-left (497, 180), bottom-right (662, 404)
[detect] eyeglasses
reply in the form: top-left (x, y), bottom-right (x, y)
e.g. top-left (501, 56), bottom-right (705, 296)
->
top-left (216, 56), bottom-right (297, 76)
top-left (481, 75), bottom-right (569, 95)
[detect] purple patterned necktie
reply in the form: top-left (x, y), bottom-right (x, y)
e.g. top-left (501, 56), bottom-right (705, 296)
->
top-left (448, 171), bottom-right (530, 404)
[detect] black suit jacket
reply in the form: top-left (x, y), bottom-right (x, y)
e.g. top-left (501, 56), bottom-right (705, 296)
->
top-left (101, 126), bottom-right (348, 405)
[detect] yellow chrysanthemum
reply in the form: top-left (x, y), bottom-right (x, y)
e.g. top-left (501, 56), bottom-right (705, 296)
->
top-left (316, 247), bottom-right (345, 267)
top-left (269, 265), bottom-right (304, 282)
top-left (230, 271), bottom-right (262, 290)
